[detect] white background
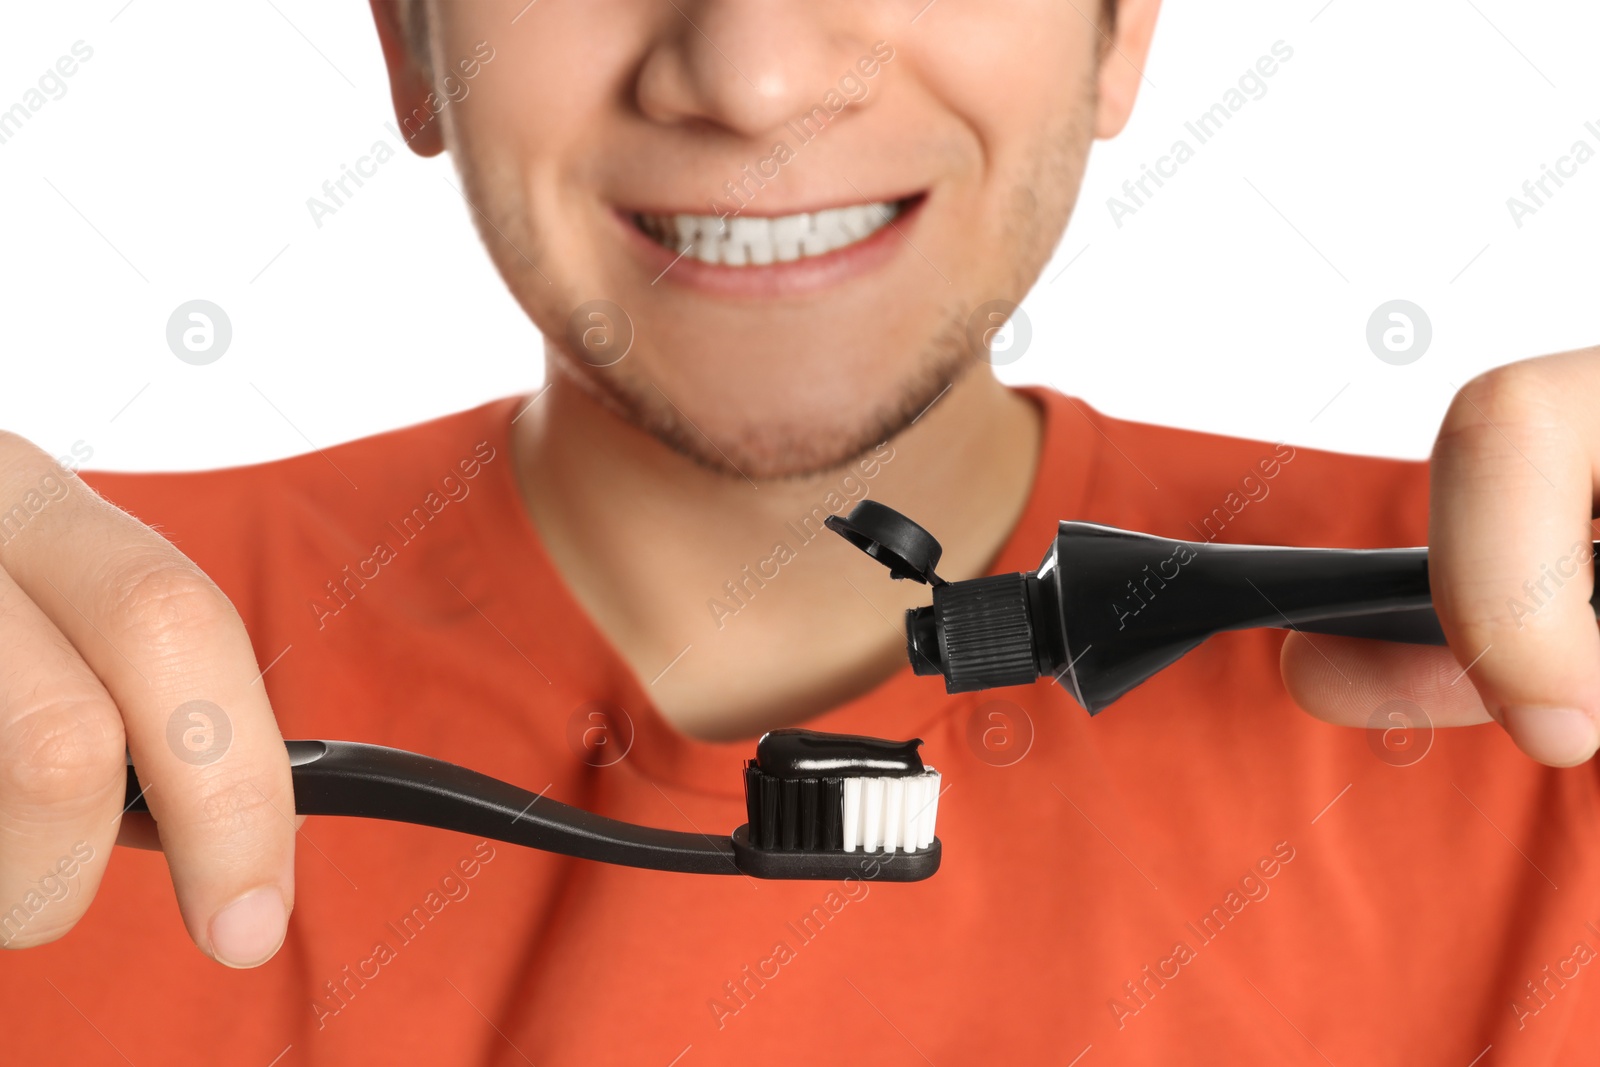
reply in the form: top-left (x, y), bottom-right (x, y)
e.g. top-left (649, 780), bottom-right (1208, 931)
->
top-left (1, 0), bottom-right (1596, 471)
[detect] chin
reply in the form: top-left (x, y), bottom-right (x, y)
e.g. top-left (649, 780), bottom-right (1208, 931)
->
top-left (553, 327), bottom-right (972, 481)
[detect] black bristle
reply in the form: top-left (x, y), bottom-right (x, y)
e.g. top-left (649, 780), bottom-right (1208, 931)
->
top-left (743, 763), bottom-right (759, 832)
top-left (799, 780), bottom-right (818, 850)
top-left (820, 778), bottom-right (842, 848)
top-left (780, 778), bottom-right (800, 849)
top-left (742, 764), bottom-right (847, 852)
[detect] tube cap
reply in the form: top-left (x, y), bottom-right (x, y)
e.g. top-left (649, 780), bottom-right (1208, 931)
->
top-left (824, 500), bottom-right (946, 585)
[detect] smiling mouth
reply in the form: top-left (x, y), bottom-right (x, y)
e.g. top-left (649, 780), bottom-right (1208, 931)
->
top-left (630, 197), bottom-right (916, 267)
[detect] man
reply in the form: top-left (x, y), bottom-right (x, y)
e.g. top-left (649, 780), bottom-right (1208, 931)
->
top-left (4, 0), bottom-right (1598, 1062)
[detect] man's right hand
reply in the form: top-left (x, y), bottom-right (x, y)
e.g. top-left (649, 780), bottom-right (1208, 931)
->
top-left (0, 432), bottom-right (294, 967)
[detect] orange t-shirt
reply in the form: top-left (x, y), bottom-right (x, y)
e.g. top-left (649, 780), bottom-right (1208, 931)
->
top-left (7, 387), bottom-right (1599, 1066)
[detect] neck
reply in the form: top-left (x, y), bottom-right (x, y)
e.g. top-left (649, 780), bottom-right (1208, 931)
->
top-left (510, 361), bottom-right (1044, 741)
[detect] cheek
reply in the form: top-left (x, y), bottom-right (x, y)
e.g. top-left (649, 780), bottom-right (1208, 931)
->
top-left (909, 2), bottom-right (1096, 153)
top-left (434, 7), bottom-right (642, 327)
top-left (903, 7), bottom-right (1099, 269)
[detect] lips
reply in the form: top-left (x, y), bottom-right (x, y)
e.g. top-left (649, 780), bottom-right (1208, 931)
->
top-left (631, 200), bottom-right (907, 267)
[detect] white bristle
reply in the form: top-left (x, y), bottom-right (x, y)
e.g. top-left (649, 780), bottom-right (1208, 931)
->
top-left (842, 778), bottom-right (862, 852)
top-left (834, 770), bottom-right (940, 856)
top-left (883, 775), bottom-right (903, 852)
top-left (901, 776), bottom-right (923, 853)
top-left (863, 779), bottom-right (884, 852)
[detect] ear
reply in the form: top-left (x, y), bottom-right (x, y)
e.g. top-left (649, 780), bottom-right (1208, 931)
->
top-left (1094, 0), bottom-right (1163, 139)
top-left (369, 0), bottom-right (445, 157)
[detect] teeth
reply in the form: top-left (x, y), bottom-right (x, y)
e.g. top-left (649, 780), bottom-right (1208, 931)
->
top-left (838, 208), bottom-right (872, 240)
top-left (636, 201), bottom-right (902, 267)
top-left (732, 216), bottom-right (773, 266)
top-left (771, 214), bottom-right (804, 262)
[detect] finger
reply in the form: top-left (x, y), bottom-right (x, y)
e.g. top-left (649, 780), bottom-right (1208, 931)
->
top-left (0, 566), bottom-right (123, 948)
top-left (1430, 363), bottom-right (1600, 766)
top-left (0, 436), bottom-right (295, 966)
top-left (1279, 631), bottom-right (1493, 728)
top-left (114, 811), bottom-right (305, 851)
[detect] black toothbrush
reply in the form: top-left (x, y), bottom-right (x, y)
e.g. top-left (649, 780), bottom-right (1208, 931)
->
top-left (826, 500), bottom-right (1600, 713)
top-left (123, 728), bottom-right (941, 881)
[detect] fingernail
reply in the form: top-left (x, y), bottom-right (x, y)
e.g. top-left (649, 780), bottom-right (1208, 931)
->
top-left (209, 886), bottom-right (288, 968)
top-left (1501, 706), bottom-right (1600, 766)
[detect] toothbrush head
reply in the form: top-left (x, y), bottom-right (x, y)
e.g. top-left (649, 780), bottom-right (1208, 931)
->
top-left (732, 728), bottom-right (942, 881)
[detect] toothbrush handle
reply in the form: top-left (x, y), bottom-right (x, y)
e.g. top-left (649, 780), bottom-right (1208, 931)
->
top-left (122, 740), bottom-right (740, 875)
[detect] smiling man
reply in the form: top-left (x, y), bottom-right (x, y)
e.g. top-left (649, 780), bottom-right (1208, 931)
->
top-left (5, 1), bottom-right (1600, 1064)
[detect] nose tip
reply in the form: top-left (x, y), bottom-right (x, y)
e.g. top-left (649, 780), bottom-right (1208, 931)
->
top-left (637, 6), bottom-right (872, 138)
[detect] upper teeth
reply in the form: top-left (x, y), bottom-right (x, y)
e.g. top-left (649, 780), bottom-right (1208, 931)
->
top-left (637, 202), bottom-right (901, 266)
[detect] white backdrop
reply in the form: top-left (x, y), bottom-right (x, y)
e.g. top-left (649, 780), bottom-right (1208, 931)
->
top-left (2, 0), bottom-right (1596, 471)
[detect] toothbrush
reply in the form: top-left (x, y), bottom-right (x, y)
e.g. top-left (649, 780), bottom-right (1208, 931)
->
top-left (827, 500), bottom-right (1600, 714)
top-left (122, 728), bottom-right (942, 881)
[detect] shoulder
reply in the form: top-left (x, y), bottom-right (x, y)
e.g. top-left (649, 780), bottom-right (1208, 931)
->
top-left (77, 396), bottom-right (522, 596)
top-left (1027, 386), bottom-right (1430, 549)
